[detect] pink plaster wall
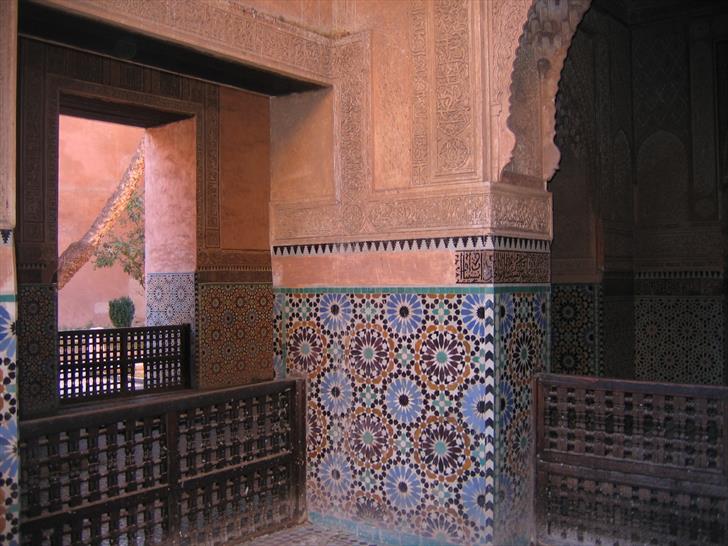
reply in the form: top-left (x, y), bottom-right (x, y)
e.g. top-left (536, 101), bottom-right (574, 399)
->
top-left (220, 87), bottom-right (271, 250)
top-left (271, 89), bottom-right (334, 204)
top-left (57, 115), bottom-right (146, 329)
top-left (272, 250), bottom-right (456, 287)
top-left (144, 118), bottom-right (196, 273)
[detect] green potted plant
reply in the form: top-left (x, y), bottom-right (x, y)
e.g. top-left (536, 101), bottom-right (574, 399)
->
top-left (108, 296), bottom-right (135, 328)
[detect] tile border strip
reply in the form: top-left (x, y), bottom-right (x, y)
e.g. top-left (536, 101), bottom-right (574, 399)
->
top-left (634, 270), bottom-right (723, 279)
top-left (272, 235), bottom-right (550, 257)
top-left (308, 511), bottom-right (459, 546)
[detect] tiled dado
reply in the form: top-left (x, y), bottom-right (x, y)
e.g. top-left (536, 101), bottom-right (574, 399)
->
top-left (0, 230), bottom-right (19, 544)
top-left (16, 283), bottom-right (57, 419)
top-left (196, 282), bottom-right (275, 388)
top-left (635, 295), bottom-right (724, 385)
top-left (550, 284), bottom-right (601, 377)
top-left (634, 271), bottom-right (724, 385)
top-left (274, 286), bottom-right (549, 545)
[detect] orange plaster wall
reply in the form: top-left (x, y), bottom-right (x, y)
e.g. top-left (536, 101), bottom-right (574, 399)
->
top-left (144, 118), bottom-right (197, 273)
top-left (219, 87), bottom-right (271, 250)
top-left (57, 116), bottom-right (146, 329)
top-left (272, 251), bottom-right (457, 287)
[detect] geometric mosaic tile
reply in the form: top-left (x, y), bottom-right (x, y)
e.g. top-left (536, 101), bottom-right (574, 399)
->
top-left (196, 283), bottom-right (275, 389)
top-left (0, 227), bottom-right (19, 545)
top-left (635, 295), bottom-right (723, 385)
top-left (275, 288), bottom-right (506, 545)
top-left (17, 283), bottom-right (57, 419)
top-left (146, 272), bottom-right (195, 327)
top-left (494, 289), bottom-right (548, 546)
top-left (0, 299), bottom-right (18, 546)
top-left (550, 284), bottom-right (599, 376)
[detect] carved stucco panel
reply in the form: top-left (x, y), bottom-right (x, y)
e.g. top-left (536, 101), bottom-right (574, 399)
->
top-left (491, 187), bottom-right (552, 237)
top-left (636, 227), bottom-right (723, 271)
top-left (432, 0), bottom-right (478, 178)
top-left (409, 0), bottom-right (481, 185)
top-left (333, 33), bottom-right (372, 201)
top-left (505, 0), bottom-right (591, 183)
top-left (489, 0), bottom-right (533, 181)
top-left (410, 0), bottom-right (429, 185)
top-left (367, 192), bottom-right (491, 232)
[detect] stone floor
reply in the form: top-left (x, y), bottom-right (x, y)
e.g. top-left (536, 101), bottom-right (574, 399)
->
top-left (241, 523), bottom-right (378, 546)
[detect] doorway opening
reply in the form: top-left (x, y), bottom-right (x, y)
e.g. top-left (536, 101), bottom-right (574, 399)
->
top-left (58, 115), bottom-right (146, 331)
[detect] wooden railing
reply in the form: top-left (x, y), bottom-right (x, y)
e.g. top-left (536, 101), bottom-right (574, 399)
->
top-left (58, 324), bottom-right (191, 403)
top-left (535, 373), bottom-right (728, 546)
top-left (19, 378), bottom-right (306, 545)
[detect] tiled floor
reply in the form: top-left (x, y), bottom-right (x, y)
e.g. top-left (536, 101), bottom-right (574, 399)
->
top-left (241, 523), bottom-right (378, 546)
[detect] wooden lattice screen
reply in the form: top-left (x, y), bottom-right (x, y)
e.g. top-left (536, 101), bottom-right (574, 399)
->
top-left (535, 373), bottom-right (728, 546)
top-left (19, 378), bottom-right (306, 545)
top-left (58, 324), bottom-right (191, 402)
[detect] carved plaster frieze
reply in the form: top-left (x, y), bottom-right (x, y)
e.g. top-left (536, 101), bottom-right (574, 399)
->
top-left (39, 0), bottom-right (333, 83)
top-left (272, 183), bottom-right (552, 245)
top-left (636, 227), bottom-right (723, 270)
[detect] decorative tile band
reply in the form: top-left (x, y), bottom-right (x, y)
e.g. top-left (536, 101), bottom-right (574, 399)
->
top-left (456, 250), bottom-right (550, 284)
top-left (272, 235), bottom-right (550, 257)
top-left (635, 270), bottom-right (723, 279)
top-left (0, 230), bottom-right (12, 245)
